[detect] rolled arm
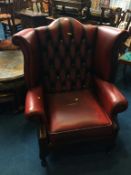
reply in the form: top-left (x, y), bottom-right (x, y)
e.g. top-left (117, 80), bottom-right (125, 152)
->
top-left (12, 28), bottom-right (36, 46)
top-left (93, 76), bottom-right (128, 116)
top-left (25, 86), bottom-right (46, 122)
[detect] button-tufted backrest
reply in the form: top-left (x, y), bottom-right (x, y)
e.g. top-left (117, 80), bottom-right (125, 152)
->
top-left (36, 17), bottom-right (97, 93)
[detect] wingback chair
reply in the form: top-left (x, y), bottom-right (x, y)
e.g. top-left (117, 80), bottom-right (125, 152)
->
top-left (12, 17), bottom-right (128, 166)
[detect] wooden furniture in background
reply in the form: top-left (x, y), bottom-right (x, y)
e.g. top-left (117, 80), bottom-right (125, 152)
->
top-left (17, 9), bottom-right (49, 28)
top-left (0, 0), bottom-right (14, 38)
top-left (119, 27), bottom-right (131, 79)
top-left (0, 0), bottom-right (22, 38)
top-left (0, 49), bottom-right (25, 112)
top-left (27, 0), bottom-right (49, 13)
top-left (100, 7), bottom-right (122, 26)
top-left (118, 9), bottom-right (131, 30)
top-left (0, 39), bottom-right (18, 50)
top-left (15, 0), bottom-right (51, 28)
top-left (13, 0), bottom-right (29, 11)
top-left (52, 0), bottom-right (91, 19)
top-left (88, 0), bottom-right (110, 25)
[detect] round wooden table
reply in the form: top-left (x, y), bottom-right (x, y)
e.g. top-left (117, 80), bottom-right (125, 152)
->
top-left (0, 50), bottom-right (25, 112)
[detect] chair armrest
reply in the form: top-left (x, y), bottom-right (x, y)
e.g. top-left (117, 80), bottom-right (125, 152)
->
top-left (25, 86), bottom-right (45, 121)
top-left (93, 76), bottom-right (128, 116)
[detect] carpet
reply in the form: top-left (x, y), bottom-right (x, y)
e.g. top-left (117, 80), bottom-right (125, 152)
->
top-left (0, 22), bottom-right (131, 174)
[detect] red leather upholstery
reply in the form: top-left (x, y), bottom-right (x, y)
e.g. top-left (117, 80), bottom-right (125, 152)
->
top-left (47, 89), bottom-right (114, 143)
top-left (12, 17), bottom-right (128, 163)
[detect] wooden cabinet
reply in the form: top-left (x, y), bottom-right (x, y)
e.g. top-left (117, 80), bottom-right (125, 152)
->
top-left (52, 0), bottom-right (91, 19)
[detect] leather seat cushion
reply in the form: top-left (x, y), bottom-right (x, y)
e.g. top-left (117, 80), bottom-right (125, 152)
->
top-left (47, 90), bottom-right (114, 143)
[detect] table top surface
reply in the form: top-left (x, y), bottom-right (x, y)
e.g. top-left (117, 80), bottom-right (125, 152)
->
top-left (0, 50), bottom-right (24, 82)
top-left (17, 9), bottom-right (48, 17)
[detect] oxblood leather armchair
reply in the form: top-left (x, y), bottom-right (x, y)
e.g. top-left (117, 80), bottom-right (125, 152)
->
top-left (12, 17), bottom-right (128, 166)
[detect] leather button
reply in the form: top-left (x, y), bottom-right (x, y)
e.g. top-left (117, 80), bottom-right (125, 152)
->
top-left (67, 32), bottom-right (72, 36)
top-left (67, 74), bottom-right (70, 78)
top-left (75, 98), bottom-right (79, 102)
top-left (57, 75), bottom-right (60, 80)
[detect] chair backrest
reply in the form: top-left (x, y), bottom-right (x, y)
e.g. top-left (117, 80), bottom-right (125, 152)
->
top-left (35, 18), bottom-right (97, 93)
top-left (13, 17), bottom-right (129, 92)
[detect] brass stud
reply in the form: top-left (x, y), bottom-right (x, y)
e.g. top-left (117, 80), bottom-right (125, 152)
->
top-left (75, 98), bottom-right (79, 102)
top-left (67, 32), bottom-right (72, 36)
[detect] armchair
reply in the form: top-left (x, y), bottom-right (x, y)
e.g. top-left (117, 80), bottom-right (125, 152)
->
top-left (12, 17), bottom-right (128, 166)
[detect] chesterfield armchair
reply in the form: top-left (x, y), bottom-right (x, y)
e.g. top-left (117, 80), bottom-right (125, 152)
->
top-left (12, 17), bottom-right (128, 166)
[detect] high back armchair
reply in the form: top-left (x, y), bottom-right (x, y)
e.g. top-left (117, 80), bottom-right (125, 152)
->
top-left (13, 17), bottom-right (128, 166)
